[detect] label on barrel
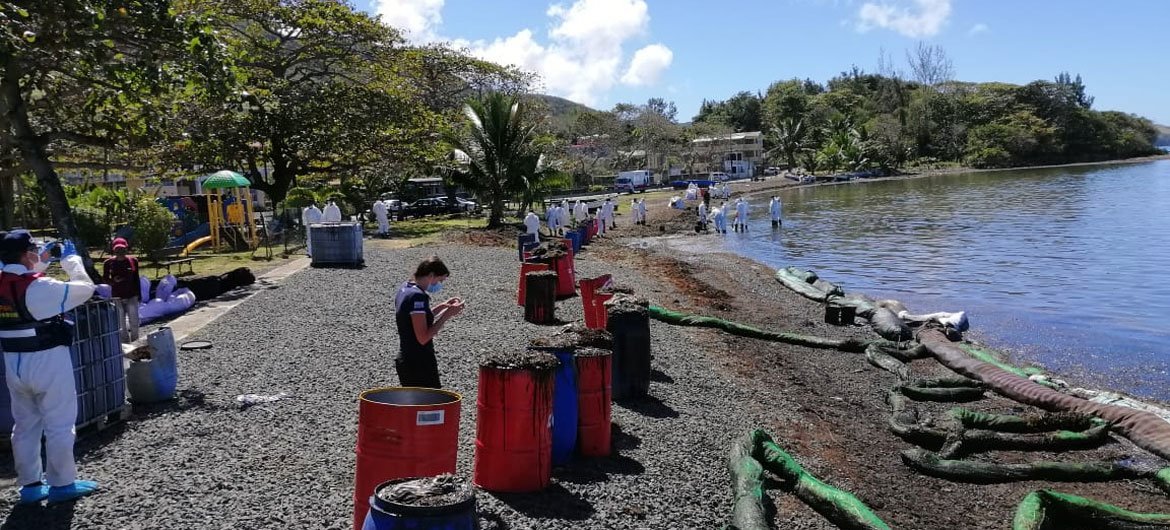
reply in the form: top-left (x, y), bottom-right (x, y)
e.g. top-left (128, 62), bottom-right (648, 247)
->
top-left (416, 410), bottom-right (445, 426)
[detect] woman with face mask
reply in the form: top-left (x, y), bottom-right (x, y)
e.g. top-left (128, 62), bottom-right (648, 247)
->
top-left (393, 256), bottom-right (464, 388)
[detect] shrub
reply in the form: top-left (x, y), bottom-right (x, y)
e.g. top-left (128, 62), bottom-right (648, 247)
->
top-left (125, 198), bottom-right (176, 260)
top-left (73, 206), bottom-right (112, 250)
top-left (285, 187), bottom-right (317, 208)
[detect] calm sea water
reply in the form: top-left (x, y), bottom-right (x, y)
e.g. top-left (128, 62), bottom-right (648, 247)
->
top-left (719, 160), bottom-right (1170, 400)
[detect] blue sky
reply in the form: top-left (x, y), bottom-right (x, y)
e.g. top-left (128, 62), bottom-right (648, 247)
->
top-left (359, 0), bottom-right (1169, 125)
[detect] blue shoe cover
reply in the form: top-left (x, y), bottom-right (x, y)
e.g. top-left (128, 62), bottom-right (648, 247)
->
top-left (18, 483), bottom-right (49, 504)
top-left (47, 480), bottom-right (99, 503)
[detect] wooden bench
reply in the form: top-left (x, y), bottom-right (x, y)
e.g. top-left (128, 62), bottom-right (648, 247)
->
top-left (150, 246), bottom-right (195, 277)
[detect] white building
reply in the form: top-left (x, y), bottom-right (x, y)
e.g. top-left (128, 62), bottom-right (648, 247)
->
top-left (691, 131), bottom-right (764, 179)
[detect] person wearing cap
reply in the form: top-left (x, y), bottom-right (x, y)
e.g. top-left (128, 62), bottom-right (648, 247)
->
top-left (0, 231), bottom-right (100, 504)
top-left (102, 238), bottom-right (141, 342)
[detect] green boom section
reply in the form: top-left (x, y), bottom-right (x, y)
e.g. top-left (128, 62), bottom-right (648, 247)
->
top-left (1013, 490), bottom-right (1170, 529)
top-left (750, 430), bottom-right (891, 530)
top-left (646, 305), bottom-right (870, 353)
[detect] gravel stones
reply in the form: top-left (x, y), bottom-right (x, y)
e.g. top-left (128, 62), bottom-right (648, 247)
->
top-left (0, 244), bottom-right (767, 529)
top-left (480, 350), bottom-right (559, 371)
top-left (377, 474), bottom-right (473, 508)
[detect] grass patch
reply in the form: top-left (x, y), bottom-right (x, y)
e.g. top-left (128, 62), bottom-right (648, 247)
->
top-left (391, 215), bottom-right (488, 242)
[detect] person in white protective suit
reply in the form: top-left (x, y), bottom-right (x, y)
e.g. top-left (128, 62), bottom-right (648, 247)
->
top-left (302, 202), bottom-right (323, 257)
top-left (322, 200), bottom-right (342, 223)
top-left (629, 199), bottom-right (639, 225)
top-left (769, 196), bottom-right (782, 228)
top-left (595, 201), bottom-right (608, 236)
top-left (573, 200), bottom-right (587, 225)
top-left (558, 200), bottom-right (570, 233)
top-left (0, 232), bottom-right (100, 504)
top-left (713, 203), bottom-right (728, 234)
top-left (685, 183), bottom-right (699, 201)
top-left (720, 183), bottom-right (730, 199)
top-left (545, 204), bottom-right (560, 236)
top-left (523, 210), bottom-right (541, 237)
top-left (636, 199), bottom-right (647, 226)
top-left (372, 199), bottom-right (390, 237)
top-left (697, 201), bottom-right (709, 232)
top-left (734, 198), bottom-right (749, 232)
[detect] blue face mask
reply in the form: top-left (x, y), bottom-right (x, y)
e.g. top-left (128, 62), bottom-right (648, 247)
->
top-left (426, 282), bottom-right (443, 294)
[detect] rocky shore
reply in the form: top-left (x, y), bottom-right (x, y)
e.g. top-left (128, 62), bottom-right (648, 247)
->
top-left (1, 189), bottom-right (1167, 528)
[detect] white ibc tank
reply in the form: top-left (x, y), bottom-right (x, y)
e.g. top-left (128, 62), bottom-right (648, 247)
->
top-left (310, 222), bottom-right (364, 266)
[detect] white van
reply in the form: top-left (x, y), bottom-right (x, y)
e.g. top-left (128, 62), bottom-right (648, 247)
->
top-left (709, 172), bottom-right (730, 182)
top-left (613, 170), bottom-right (653, 193)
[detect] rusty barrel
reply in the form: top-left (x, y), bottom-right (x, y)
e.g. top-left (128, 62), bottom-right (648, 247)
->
top-left (473, 364), bottom-right (555, 492)
top-left (575, 348), bottom-right (613, 457)
top-left (353, 387), bottom-right (461, 530)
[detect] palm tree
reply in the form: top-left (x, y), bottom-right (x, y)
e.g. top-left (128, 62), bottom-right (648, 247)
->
top-left (447, 92), bottom-right (547, 228)
top-left (768, 117), bottom-right (810, 170)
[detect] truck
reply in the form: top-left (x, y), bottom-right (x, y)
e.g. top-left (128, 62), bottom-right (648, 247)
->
top-left (613, 170), bottom-right (653, 193)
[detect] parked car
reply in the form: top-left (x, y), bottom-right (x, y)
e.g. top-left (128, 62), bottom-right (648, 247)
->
top-left (440, 195), bottom-right (481, 214)
top-left (403, 198), bottom-right (458, 218)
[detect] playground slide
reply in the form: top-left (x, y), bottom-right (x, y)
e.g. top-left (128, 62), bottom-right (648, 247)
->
top-left (181, 236), bottom-right (213, 257)
top-left (168, 222), bottom-right (210, 248)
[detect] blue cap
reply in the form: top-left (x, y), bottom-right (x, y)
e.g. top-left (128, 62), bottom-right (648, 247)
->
top-left (0, 231), bottom-right (35, 254)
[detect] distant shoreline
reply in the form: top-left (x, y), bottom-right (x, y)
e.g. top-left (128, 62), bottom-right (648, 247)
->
top-left (731, 153), bottom-right (1170, 199)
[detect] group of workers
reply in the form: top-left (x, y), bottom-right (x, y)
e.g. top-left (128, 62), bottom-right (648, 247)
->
top-left (525, 197), bottom-right (624, 237)
top-left (692, 190), bottom-right (783, 234)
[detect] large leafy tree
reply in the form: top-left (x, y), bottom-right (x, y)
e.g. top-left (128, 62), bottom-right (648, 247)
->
top-left (171, 0), bottom-right (439, 204)
top-left (1, 0), bottom-right (224, 260)
top-left (447, 92), bottom-right (550, 228)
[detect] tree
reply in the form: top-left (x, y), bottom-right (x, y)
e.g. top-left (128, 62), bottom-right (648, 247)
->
top-left (692, 91), bottom-right (762, 132)
top-left (172, 0), bottom-right (455, 204)
top-left (447, 92), bottom-right (550, 228)
top-left (1, 0), bottom-right (224, 268)
top-left (767, 117), bottom-right (810, 170)
top-left (906, 42), bottom-right (954, 88)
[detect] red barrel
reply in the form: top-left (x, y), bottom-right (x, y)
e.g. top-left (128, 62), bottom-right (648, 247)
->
top-left (353, 387), bottom-right (462, 530)
top-left (579, 275), bottom-right (613, 330)
top-left (575, 352), bottom-right (612, 457)
top-left (517, 262), bottom-right (551, 306)
top-left (548, 255), bottom-right (576, 298)
top-left (473, 366), bottom-right (555, 492)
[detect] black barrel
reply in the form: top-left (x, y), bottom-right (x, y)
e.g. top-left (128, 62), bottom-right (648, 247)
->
top-left (606, 299), bottom-right (651, 400)
top-left (523, 271), bottom-right (557, 325)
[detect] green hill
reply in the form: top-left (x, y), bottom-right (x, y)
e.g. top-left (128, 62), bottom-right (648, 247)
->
top-left (526, 94), bottom-right (597, 134)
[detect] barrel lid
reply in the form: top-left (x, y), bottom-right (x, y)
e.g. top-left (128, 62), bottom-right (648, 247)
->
top-left (180, 340), bottom-right (213, 350)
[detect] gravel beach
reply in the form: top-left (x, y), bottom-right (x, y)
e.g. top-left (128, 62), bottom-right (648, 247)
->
top-left (2, 207), bottom-right (1167, 528)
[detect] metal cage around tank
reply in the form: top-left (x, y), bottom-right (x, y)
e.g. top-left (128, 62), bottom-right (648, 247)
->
top-left (0, 299), bottom-right (127, 434)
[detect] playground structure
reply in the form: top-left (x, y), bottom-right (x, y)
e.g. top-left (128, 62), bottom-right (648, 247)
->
top-left (199, 170), bottom-right (259, 253)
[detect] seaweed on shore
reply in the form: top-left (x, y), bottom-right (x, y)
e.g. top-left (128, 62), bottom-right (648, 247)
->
top-left (376, 474), bottom-right (474, 507)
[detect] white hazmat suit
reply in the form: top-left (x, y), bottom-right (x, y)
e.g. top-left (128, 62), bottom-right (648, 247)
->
top-left (698, 202), bottom-right (708, 231)
top-left (302, 204), bottom-right (323, 256)
top-left (636, 200), bottom-right (647, 225)
top-left (559, 200), bottom-right (570, 231)
top-left (523, 211), bottom-right (541, 237)
top-left (734, 199), bottom-right (749, 232)
top-left (372, 200), bottom-right (390, 236)
top-left (769, 197), bottom-right (782, 227)
top-left (573, 201), bottom-right (587, 225)
top-left (322, 201), bottom-right (342, 223)
top-left (1, 251), bottom-right (96, 498)
top-left (713, 206), bottom-right (728, 233)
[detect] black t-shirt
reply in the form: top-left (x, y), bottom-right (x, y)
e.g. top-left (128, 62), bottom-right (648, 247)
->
top-left (394, 281), bottom-right (434, 361)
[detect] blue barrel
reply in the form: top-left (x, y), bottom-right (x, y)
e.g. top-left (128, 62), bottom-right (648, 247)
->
top-left (566, 230), bottom-right (582, 254)
top-left (363, 478), bottom-right (476, 530)
top-left (551, 349), bottom-right (578, 465)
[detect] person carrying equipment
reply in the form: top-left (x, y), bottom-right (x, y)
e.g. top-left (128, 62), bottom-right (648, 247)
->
top-left (713, 203), bottom-right (728, 234)
top-left (769, 196), bottom-right (782, 228)
top-left (0, 232), bottom-right (100, 504)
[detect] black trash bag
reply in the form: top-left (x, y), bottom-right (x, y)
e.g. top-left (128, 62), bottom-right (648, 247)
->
top-left (871, 308), bottom-right (913, 341)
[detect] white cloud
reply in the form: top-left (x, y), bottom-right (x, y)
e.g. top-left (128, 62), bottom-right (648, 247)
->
top-left (383, 0), bottom-right (672, 107)
top-left (621, 44), bottom-right (673, 86)
top-left (375, 0), bottom-right (445, 42)
top-left (968, 23), bottom-right (988, 35)
top-left (856, 0), bottom-right (952, 38)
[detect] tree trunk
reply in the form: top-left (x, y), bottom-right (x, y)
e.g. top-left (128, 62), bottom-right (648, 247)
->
top-left (0, 173), bottom-right (14, 229)
top-left (1, 65), bottom-right (95, 273)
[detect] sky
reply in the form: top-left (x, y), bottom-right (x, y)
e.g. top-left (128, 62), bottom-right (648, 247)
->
top-left (355, 0), bottom-right (1170, 125)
